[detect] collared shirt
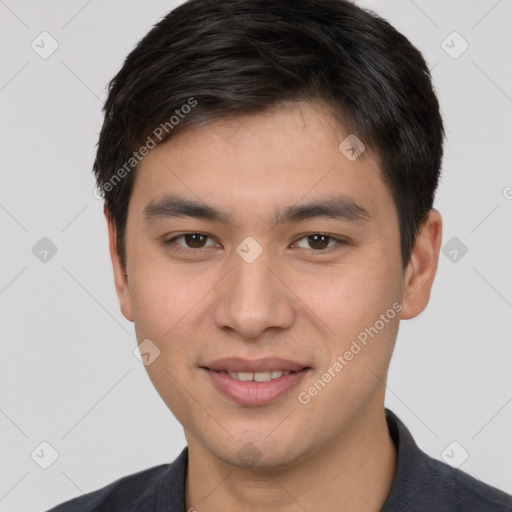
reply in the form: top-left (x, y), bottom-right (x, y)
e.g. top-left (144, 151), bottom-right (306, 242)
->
top-left (46, 409), bottom-right (512, 511)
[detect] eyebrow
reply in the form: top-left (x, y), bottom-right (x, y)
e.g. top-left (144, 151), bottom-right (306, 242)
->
top-left (143, 193), bottom-right (371, 226)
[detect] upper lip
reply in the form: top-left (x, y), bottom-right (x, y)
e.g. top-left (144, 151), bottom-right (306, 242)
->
top-left (202, 357), bottom-right (309, 373)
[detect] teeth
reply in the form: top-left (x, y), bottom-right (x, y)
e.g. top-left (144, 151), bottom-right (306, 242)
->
top-left (224, 370), bottom-right (293, 381)
top-left (254, 371), bottom-right (271, 382)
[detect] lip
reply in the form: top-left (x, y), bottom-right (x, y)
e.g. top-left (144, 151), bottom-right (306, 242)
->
top-left (202, 357), bottom-right (308, 373)
top-left (201, 358), bottom-right (311, 406)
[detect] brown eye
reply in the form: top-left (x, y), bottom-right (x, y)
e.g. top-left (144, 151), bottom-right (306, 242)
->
top-left (183, 233), bottom-right (208, 248)
top-left (294, 234), bottom-right (341, 250)
top-left (163, 233), bottom-right (217, 250)
top-left (307, 234), bottom-right (330, 249)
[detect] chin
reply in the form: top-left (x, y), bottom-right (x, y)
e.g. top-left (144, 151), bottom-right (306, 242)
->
top-left (204, 433), bottom-right (311, 472)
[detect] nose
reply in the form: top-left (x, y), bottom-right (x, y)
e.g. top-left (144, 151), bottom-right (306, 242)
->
top-left (211, 246), bottom-right (296, 339)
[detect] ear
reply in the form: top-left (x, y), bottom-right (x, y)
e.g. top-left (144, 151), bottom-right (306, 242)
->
top-left (400, 209), bottom-right (442, 320)
top-left (105, 209), bottom-right (134, 322)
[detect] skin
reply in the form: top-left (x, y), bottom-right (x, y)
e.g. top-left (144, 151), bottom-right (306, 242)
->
top-left (106, 101), bottom-right (442, 511)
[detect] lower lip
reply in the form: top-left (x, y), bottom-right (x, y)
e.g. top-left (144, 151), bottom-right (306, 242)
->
top-left (203, 368), bottom-right (309, 406)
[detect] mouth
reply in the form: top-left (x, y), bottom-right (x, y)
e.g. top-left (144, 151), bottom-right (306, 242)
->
top-left (200, 357), bottom-right (311, 406)
top-left (209, 369), bottom-right (297, 382)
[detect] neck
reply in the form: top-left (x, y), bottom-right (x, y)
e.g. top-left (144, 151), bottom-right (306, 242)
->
top-left (185, 405), bottom-right (397, 512)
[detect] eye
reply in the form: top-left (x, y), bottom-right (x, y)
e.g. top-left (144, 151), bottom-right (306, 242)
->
top-left (293, 234), bottom-right (345, 251)
top-left (163, 233), bottom-right (218, 251)
top-left (162, 232), bottom-right (347, 254)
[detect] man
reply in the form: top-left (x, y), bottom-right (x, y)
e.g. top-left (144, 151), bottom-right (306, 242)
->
top-left (47, 0), bottom-right (512, 510)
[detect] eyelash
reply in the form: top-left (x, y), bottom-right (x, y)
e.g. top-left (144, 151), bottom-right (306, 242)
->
top-left (162, 232), bottom-right (348, 253)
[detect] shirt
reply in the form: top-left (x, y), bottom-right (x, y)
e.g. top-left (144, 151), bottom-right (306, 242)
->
top-left (46, 409), bottom-right (512, 511)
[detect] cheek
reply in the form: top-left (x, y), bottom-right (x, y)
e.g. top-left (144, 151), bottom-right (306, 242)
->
top-left (129, 277), bottom-right (189, 385)
top-left (128, 261), bottom-right (219, 380)
top-left (297, 255), bottom-right (401, 340)
top-left (294, 263), bottom-right (401, 427)
top-left (129, 269), bottom-right (204, 424)
top-left (129, 259), bottom-right (201, 335)
top-left (130, 277), bottom-right (177, 337)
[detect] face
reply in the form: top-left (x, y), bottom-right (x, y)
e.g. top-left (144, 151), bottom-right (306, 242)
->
top-left (108, 101), bottom-right (440, 470)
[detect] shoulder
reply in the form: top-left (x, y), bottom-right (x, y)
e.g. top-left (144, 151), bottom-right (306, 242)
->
top-left (383, 409), bottom-right (512, 512)
top-left (426, 455), bottom-right (512, 512)
top-left (45, 464), bottom-right (170, 512)
top-left (45, 448), bottom-right (188, 512)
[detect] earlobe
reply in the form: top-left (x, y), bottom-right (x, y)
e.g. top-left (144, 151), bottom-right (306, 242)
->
top-left (105, 209), bottom-right (134, 322)
top-left (400, 209), bottom-right (443, 320)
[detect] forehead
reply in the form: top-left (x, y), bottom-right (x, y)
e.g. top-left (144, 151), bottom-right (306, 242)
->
top-left (130, 102), bottom-right (393, 225)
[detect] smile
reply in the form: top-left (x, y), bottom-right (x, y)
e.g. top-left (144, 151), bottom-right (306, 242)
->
top-left (202, 360), bottom-right (310, 406)
top-left (215, 369), bottom-right (293, 382)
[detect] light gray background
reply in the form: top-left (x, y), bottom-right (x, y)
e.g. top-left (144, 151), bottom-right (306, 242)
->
top-left (1, 1), bottom-right (511, 510)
